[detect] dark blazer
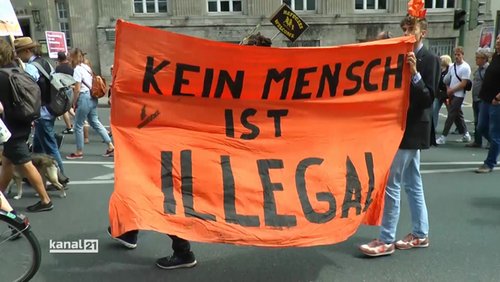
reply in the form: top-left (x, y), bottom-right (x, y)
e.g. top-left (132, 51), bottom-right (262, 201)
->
top-left (399, 46), bottom-right (440, 150)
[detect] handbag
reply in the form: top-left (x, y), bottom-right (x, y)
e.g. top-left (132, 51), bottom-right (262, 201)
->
top-left (453, 64), bottom-right (472, 91)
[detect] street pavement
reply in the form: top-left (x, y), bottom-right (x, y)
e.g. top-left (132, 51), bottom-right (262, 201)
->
top-left (6, 103), bottom-right (500, 282)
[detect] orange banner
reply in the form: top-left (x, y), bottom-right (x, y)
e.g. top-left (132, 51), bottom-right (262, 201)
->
top-left (108, 20), bottom-right (414, 247)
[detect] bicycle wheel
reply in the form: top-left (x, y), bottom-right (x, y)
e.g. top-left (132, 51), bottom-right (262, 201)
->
top-left (0, 210), bottom-right (41, 282)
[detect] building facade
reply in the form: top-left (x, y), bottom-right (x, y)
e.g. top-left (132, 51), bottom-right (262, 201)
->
top-left (10, 0), bottom-right (497, 78)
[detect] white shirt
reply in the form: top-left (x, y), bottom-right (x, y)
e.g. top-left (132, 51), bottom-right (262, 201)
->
top-left (73, 63), bottom-right (93, 93)
top-left (445, 61), bottom-right (471, 98)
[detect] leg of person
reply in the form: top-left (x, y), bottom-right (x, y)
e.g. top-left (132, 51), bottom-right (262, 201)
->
top-left (156, 235), bottom-right (197, 269)
top-left (106, 227), bottom-right (138, 249)
top-left (67, 94), bottom-right (91, 159)
top-left (437, 96), bottom-right (462, 144)
top-left (84, 121), bottom-right (89, 144)
top-left (467, 100), bottom-right (482, 147)
top-left (32, 120), bottom-right (43, 153)
top-left (61, 111), bottom-right (74, 134)
top-left (395, 150), bottom-right (430, 250)
top-left (37, 118), bottom-right (66, 176)
top-left (86, 101), bottom-right (114, 156)
top-left (5, 138), bottom-right (53, 212)
top-left (0, 190), bottom-right (13, 212)
top-left (432, 98), bottom-right (440, 130)
top-left (359, 150), bottom-right (408, 256)
top-left (454, 97), bottom-right (470, 142)
top-left (0, 154), bottom-right (15, 193)
top-left (478, 105), bottom-right (500, 173)
top-left (476, 102), bottom-right (493, 173)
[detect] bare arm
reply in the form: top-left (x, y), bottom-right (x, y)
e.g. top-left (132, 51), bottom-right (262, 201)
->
top-left (73, 82), bottom-right (81, 108)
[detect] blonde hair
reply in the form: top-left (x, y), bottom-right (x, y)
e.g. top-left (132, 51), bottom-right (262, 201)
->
top-left (0, 39), bottom-right (14, 66)
top-left (70, 48), bottom-right (85, 68)
top-left (440, 55), bottom-right (452, 67)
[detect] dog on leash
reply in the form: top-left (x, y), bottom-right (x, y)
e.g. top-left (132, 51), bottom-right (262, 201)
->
top-left (1, 153), bottom-right (66, 199)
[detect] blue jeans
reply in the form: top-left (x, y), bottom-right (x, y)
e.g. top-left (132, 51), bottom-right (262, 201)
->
top-left (432, 98), bottom-right (444, 130)
top-left (33, 118), bottom-right (65, 174)
top-left (74, 91), bottom-right (111, 151)
top-left (380, 149), bottom-right (429, 243)
top-left (477, 102), bottom-right (500, 168)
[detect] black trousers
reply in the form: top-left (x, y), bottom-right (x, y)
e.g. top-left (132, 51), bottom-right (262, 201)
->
top-left (442, 96), bottom-right (467, 136)
top-left (124, 230), bottom-right (191, 254)
top-left (472, 100), bottom-right (482, 145)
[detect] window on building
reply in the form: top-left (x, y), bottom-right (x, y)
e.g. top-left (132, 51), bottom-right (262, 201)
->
top-left (56, 0), bottom-right (71, 47)
top-left (207, 0), bottom-right (242, 13)
top-left (283, 0), bottom-right (316, 11)
top-left (355, 0), bottom-right (387, 10)
top-left (427, 38), bottom-right (455, 56)
top-left (134, 0), bottom-right (168, 14)
top-left (286, 40), bottom-right (320, 47)
top-left (425, 0), bottom-right (454, 9)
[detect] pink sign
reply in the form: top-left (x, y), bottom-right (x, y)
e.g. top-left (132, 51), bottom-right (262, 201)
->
top-left (45, 31), bottom-right (67, 59)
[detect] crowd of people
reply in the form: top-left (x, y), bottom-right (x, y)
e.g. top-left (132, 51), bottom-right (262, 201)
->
top-left (0, 4), bottom-right (499, 272)
top-left (431, 39), bottom-right (500, 174)
top-left (0, 36), bottom-right (113, 212)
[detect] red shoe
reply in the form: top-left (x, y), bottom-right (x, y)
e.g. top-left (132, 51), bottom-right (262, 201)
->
top-left (395, 233), bottom-right (429, 250)
top-left (359, 239), bottom-right (395, 257)
top-left (66, 153), bottom-right (83, 160)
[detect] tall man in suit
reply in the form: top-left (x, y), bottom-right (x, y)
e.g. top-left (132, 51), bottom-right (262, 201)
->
top-left (359, 13), bottom-right (440, 256)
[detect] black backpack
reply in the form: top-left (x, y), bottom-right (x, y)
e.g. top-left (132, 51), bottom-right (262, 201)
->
top-left (32, 62), bottom-right (75, 117)
top-left (0, 67), bottom-right (41, 122)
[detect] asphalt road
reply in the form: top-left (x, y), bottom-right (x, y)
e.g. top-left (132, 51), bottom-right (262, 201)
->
top-left (6, 104), bottom-right (500, 282)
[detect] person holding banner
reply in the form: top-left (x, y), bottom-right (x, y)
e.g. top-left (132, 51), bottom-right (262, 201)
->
top-left (360, 4), bottom-right (440, 256)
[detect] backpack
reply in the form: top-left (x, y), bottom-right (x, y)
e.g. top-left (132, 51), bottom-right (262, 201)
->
top-left (82, 69), bottom-right (107, 99)
top-left (0, 67), bottom-right (41, 122)
top-left (32, 61), bottom-right (75, 117)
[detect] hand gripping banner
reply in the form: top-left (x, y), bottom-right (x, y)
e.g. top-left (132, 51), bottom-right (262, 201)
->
top-left (109, 20), bottom-right (414, 247)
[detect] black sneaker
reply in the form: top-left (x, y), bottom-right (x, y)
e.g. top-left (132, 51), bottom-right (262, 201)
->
top-left (62, 128), bottom-right (74, 134)
top-left (47, 184), bottom-right (69, 191)
top-left (107, 227), bottom-right (138, 249)
top-left (27, 201), bottom-right (53, 212)
top-left (156, 252), bottom-right (197, 270)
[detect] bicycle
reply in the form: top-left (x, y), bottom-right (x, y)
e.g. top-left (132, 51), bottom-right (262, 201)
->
top-left (0, 201), bottom-right (41, 281)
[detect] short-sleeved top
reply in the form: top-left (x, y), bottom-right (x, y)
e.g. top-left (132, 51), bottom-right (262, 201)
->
top-left (73, 63), bottom-right (92, 93)
top-left (445, 61), bottom-right (471, 98)
top-left (55, 62), bottom-right (74, 76)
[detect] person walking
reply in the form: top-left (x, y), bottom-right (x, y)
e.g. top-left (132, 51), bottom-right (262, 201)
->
top-left (0, 38), bottom-right (53, 212)
top-left (14, 37), bottom-right (69, 184)
top-left (66, 48), bottom-right (114, 159)
top-left (466, 48), bottom-right (490, 148)
top-left (475, 34), bottom-right (500, 173)
top-left (436, 47), bottom-right (472, 144)
top-left (359, 7), bottom-right (440, 256)
top-left (55, 51), bottom-right (76, 135)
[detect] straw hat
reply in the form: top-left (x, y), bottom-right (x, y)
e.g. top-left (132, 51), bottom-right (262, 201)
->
top-left (14, 37), bottom-right (38, 52)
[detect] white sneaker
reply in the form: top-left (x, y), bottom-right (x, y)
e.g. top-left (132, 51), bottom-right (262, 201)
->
top-left (462, 132), bottom-right (471, 143)
top-left (436, 135), bottom-right (446, 145)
